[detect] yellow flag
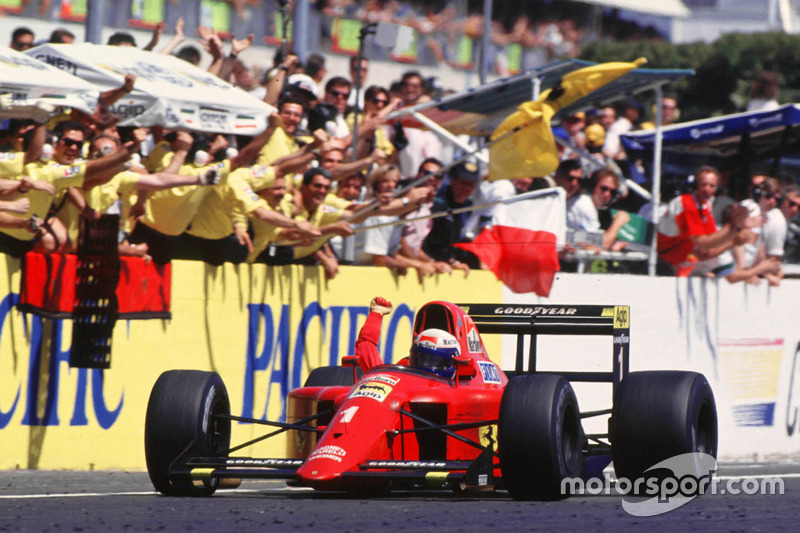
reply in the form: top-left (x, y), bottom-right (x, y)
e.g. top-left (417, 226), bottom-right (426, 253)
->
top-left (544, 58), bottom-right (647, 113)
top-left (488, 101), bottom-right (557, 181)
top-left (488, 58), bottom-right (646, 181)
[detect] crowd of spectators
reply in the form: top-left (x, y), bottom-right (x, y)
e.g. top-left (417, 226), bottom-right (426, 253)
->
top-left (3, 1), bottom-right (667, 77)
top-left (2, 16), bottom-right (799, 287)
top-left (549, 94), bottom-right (800, 285)
top-left (0, 20), bottom-right (479, 283)
top-left (322, 0), bottom-right (587, 73)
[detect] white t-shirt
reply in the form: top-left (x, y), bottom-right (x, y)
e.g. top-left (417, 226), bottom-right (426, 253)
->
top-left (397, 128), bottom-right (443, 179)
top-left (637, 201), bottom-right (667, 224)
top-left (463, 179), bottom-right (515, 239)
top-left (331, 114), bottom-right (351, 139)
top-left (762, 207), bottom-right (787, 258)
top-left (739, 200), bottom-right (786, 266)
top-left (739, 198), bottom-right (761, 267)
top-left (566, 193), bottom-right (600, 232)
top-left (353, 215), bottom-right (402, 265)
top-left (605, 117), bottom-right (633, 156)
top-left (566, 193), bottom-right (602, 245)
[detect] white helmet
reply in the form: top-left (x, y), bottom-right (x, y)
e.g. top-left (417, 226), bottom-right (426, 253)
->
top-left (410, 329), bottom-right (460, 379)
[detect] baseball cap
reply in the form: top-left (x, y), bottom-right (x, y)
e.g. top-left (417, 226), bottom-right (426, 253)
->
top-left (288, 74), bottom-right (317, 99)
top-left (584, 124), bottom-right (606, 148)
top-left (451, 161), bottom-right (480, 182)
top-left (565, 111), bottom-right (586, 122)
top-left (622, 97), bottom-right (642, 110)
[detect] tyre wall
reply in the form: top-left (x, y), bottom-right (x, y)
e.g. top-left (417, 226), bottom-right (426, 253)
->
top-left (0, 259), bottom-right (799, 470)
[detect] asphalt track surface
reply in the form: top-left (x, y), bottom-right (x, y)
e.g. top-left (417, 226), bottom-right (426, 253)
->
top-left (1, 463), bottom-right (799, 532)
top-left (0, 462), bottom-right (800, 532)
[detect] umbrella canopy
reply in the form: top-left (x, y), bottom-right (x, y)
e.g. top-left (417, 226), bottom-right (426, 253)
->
top-left (389, 59), bottom-right (692, 137)
top-left (0, 45), bottom-right (98, 120)
top-left (573, 0), bottom-right (690, 18)
top-left (621, 104), bottom-right (800, 175)
top-left (26, 43), bottom-right (274, 135)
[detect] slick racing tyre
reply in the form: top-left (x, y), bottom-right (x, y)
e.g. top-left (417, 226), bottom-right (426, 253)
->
top-left (144, 370), bottom-right (231, 496)
top-left (304, 365), bottom-right (362, 387)
top-left (499, 374), bottom-right (583, 500)
top-left (611, 371), bottom-right (717, 489)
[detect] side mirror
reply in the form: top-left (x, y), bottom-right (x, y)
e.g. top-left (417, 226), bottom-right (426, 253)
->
top-left (453, 356), bottom-right (476, 378)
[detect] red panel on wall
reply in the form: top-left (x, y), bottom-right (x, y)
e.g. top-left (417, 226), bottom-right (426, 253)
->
top-left (19, 252), bottom-right (170, 319)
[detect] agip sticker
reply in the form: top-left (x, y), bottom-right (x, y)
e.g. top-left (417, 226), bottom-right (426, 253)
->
top-left (349, 381), bottom-right (393, 402)
top-left (613, 306), bottom-right (630, 329)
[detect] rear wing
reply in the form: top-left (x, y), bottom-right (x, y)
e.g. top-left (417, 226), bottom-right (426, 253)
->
top-left (457, 304), bottom-right (630, 394)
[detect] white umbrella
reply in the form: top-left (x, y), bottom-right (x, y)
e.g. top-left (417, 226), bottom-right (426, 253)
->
top-left (0, 45), bottom-right (98, 121)
top-left (25, 43), bottom-right (274, 135)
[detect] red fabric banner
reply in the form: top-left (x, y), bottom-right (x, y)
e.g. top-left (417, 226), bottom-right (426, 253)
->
top-left (19, 252), bottom-right (170, 319)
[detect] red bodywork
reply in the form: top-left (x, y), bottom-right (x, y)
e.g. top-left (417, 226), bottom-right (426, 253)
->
top-left (286, 301), bottom-right (508, 490)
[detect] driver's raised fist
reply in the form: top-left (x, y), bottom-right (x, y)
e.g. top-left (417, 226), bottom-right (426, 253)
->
top-left (370, 297), bottom-right (393, 316)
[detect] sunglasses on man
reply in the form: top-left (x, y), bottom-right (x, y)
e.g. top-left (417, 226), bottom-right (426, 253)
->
top-left (60, 138), bottom-right (83, 149)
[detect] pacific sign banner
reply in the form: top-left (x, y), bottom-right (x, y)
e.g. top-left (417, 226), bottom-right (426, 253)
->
top-left (1, 259), bottom-right (800, 470)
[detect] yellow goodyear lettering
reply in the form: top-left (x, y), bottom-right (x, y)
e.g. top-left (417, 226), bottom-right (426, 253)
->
top-left (190, 468), bottom-right (214, 481)
top-left (425, 471), bottom-right (449, 488)
top-left (613, 306), bottom-right (630, 329)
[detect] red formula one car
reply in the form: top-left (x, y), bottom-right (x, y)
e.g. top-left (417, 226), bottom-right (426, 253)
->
top-left (144, 301), bottom-right (718, 500)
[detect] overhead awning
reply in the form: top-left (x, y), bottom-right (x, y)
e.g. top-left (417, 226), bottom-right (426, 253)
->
top-left (621, 104), bottom-right (800, 175)
top-left (572, 0), bottom-right (690, 18)
top-left (25, 43), bottom-right (274, 135)
top-left (0, 45), bottom-right (98, 120)
top-left (388, 59), bottom-right (692, 137)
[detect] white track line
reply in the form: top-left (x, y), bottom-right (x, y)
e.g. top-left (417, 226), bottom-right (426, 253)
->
top-left (0, 487), bottom-right (302, 500)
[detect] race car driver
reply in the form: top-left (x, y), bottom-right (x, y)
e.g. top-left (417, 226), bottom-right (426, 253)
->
top-left (355, 296), bottom-right (458, 379)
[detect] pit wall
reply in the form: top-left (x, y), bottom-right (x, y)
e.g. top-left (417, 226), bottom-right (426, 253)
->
top-left (0, 257), bottom-right (798, 470)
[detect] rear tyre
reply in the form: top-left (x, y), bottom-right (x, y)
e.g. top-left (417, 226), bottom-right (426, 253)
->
top-left (144, 370), bottom-right (231, 496)
top-left (499, 375), bottom-right (583, 500)
top-left (303, 366), bottom-right (362, 387)
top-left (612, 371), bottom-right (717, 487)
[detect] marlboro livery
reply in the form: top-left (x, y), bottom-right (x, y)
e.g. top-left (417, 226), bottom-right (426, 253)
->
top-left (144, 300), bottom-right (718, 500)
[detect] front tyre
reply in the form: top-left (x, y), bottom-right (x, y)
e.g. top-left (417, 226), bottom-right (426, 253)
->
top-left (144, 370), bottom-right (231, 496)
top-left (499, 375), bottom-right (583, 500)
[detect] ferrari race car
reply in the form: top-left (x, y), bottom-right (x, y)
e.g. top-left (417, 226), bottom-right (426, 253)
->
top-left (144, 301), bottom-right (718, 500)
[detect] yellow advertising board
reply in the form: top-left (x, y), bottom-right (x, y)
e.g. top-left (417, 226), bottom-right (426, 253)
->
top-left (0, 259), bottom-right (502, 470)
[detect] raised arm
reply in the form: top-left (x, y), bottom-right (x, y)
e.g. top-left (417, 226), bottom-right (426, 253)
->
top-left (355, 297), bottom-right (393, 372)
top-left (83, 141), bottom-right (141, 189)
top-left (159, 17), bottom-right (186, 56)
top-left (229, 114), bottom-right (281, 170)
top-left (142, 21), bottom-right (164, 51)
top-left (264, 55), bottom-right (298, 107)
top-left (23, 123), bottom-right (47, 165)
